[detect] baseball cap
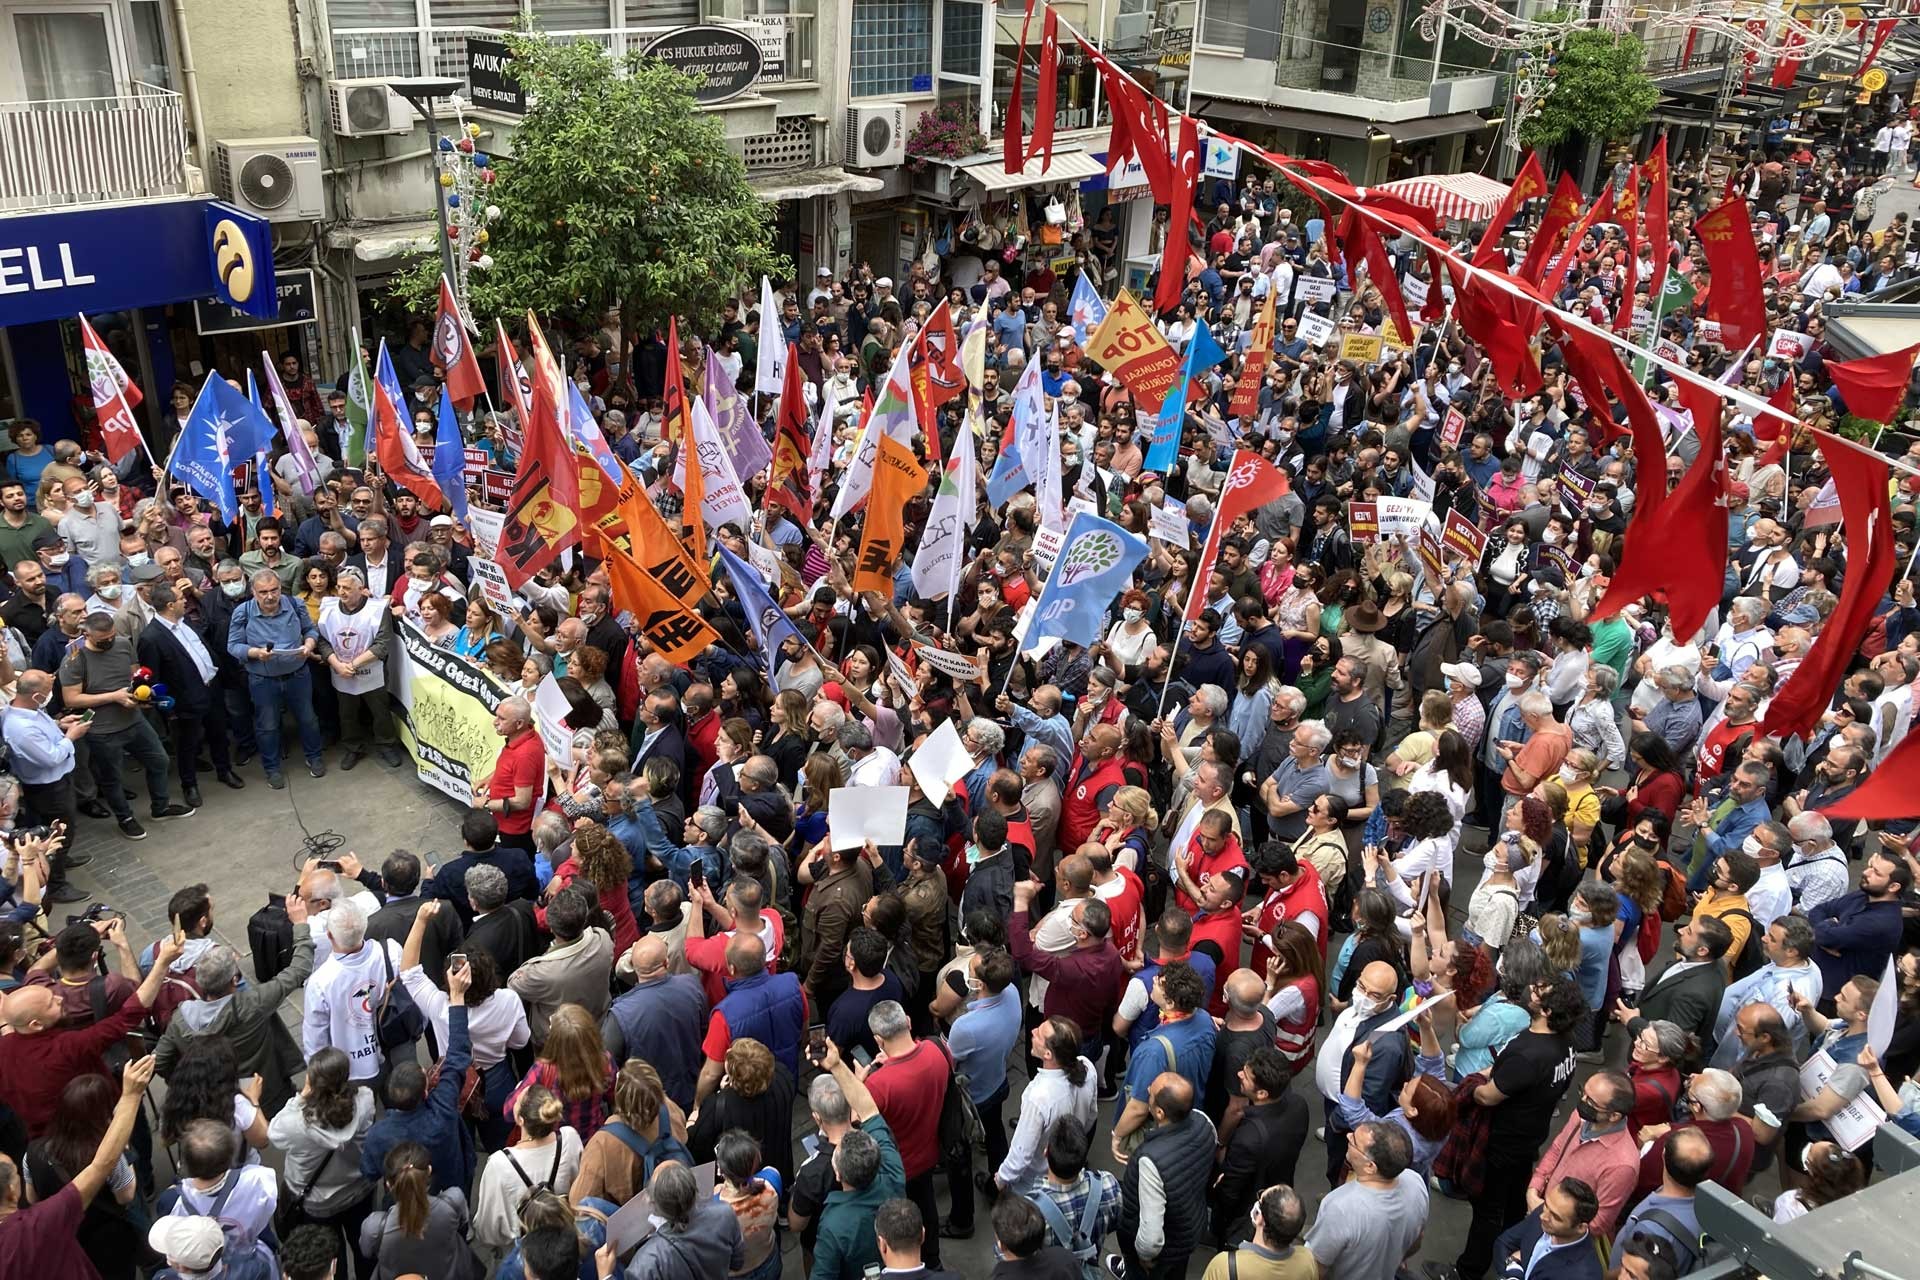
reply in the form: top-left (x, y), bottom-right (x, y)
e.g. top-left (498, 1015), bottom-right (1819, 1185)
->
top-left (1438, 660), bottom-right (1481, 689)
top-left (150, 1217), bottom-right (224, 1271)
top-left (430, 514), bottom-right (455, 529)
top-left (816, 266), bottom-right (832, 277)
top-left (1057, 326), bottom-right (1075, 339)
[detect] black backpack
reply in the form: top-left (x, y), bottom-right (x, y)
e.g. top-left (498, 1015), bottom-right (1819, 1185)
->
top-left (930, 1037), bottom-right (983, 1170)
top-left (246, 894), bottom-right (294, 982)
top-left (374, 941), bottom-right (427, 1053)
top-left (1723, 908), bottom-right (1765, 981)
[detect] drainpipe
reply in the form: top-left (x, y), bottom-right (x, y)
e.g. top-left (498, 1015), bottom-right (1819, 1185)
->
top-left (168, 0), bottom-right (211, 167)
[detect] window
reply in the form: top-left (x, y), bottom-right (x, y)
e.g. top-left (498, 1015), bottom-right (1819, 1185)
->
top-left (1197, 0), bottom-right (1247, 50)
top-left (940, 0), bottom-right (980, 77)
top-left (850, 0), bottom-right (932, 97)
top-left (427, 0), bottom-right (522, 27)
top-left (327, 0), bottom-right (414, 27)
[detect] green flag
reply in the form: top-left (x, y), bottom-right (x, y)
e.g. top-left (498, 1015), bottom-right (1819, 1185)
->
top-left (344, 328), bottom-right (371, 469)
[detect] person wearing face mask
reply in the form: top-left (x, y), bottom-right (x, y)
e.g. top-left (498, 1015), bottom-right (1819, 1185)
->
top-left (1103, 591), bottom-right (1157, 670)
top-left (82, 564), bottom-right (144, 640)
top-left (1522, 1072), bottom-right (1641, 1238)
top-left (56, 470), bottom-right (120, 571)
top-left (61, 611), bottom-right (194, 838)
top-left (30, 531), bottom-right (88, 602)
top-left (1313, 960), bottom-right (1411, 1183)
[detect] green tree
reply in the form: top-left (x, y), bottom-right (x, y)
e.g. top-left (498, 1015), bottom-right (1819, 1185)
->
top-left (1518, 29), bottom-right (1658, 151)
top-left (390, 27), bottom-right (786, 342)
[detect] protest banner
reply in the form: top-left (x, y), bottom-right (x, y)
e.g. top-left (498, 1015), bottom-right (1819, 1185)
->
top-left (467, 508), bottom-right (505, 560)
top-left (1085, 289), bottom-right (1183, 412)
top-left (1348, 501), bottom-right (1380, 543)
top-left (481, 468), bottom-right (515, 503)
top-left (1416, 524), bottom-right (1446, 585)
top-left (1295, 277), bottom-right (1336, 304)
top-left (1442, 508), bottom-right (1488, 562)
top-left (827, 786), bottom-right (910, 850)
top-left (1770, 329), bottom-right (1816, 361)
top-left (1439, 406), bottom-right (1467, 449)
top-left (1149, 498), bottom-right (1190, 545)
top-left (388, 618), bottom-right (506, 805)
top-left (913, 643), bottom-right (987, 683)
top-left (1034, 523), bottom-right (1066, 574)
top-left (1339, 333), bottom-right (1385, 364)
top-left (1538, 544), bottom-right (1579, 578)
top-left (1376, 497), bottom-right (1430, 540)
top-left (468, 557), bottom-right (515, 614)
top-left (1399, 273), bottom-right (1430, 308)
top-left (1695, 319), bottom-right (1723, 345)
top-left (531, 674), bottom-right (576, 770)
top-left (463, 447), bottom-right (489, 480)
top-left (1799, 1051), bottom-right (1885, 1150)
top-left (1557, 464), bottom-right (1598, 503)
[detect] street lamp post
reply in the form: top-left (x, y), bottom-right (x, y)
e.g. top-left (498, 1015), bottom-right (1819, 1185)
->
top-left (388, 76), bottom-right (466, 288)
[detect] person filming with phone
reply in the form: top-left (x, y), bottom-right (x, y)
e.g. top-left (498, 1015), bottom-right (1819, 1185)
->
top-left (1, 670), bottom-right (88, 904)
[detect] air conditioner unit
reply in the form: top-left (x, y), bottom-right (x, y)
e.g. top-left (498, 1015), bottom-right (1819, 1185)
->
top-left (328, 78), bottom-right (414, 137)
top-left (211, 137), bottom-right (324, 222)
top-left (1111, 11), bottom-right (1152, 46)
top-left (844, 103), bottom-right (906, 168)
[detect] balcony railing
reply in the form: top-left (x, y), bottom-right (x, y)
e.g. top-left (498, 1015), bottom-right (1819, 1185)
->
top-left (0, 82), bottom-right (188, 213)
top-left (331, 12), bottom-right (817, 94)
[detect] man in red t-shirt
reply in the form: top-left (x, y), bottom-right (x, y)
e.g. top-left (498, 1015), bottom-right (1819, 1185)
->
top-left (483, 696), bottom-right (544, 850)
top-left (0, 1048), bottom-right (153, 1280)
top-left (683, 877), bottom-right (786, 1006)
top-left (1087, 845), bottom-right (1145, 963)
top-left (862, 999), bottom-right (952, 1267)
top-left (1695, 684), bottom-right (1761, 791)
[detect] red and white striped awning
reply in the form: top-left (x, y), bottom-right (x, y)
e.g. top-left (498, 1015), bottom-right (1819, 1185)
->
top-left (1377, 172), bottom-right (1513, 223)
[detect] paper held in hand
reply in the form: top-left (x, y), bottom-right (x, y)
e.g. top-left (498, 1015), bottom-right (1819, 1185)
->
top-left (827, 785), bottom-right (909, 851)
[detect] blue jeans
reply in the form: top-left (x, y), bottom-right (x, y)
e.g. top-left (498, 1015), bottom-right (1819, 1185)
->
top-left (248, 666), bottom-right (324, 773)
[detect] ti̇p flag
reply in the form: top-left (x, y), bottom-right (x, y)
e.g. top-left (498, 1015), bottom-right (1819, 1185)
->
top-left (77, 315), bottom-right (145, 466)
top-left (1693, 197), bottom-right (1770, 352)
top-left (1474, 151), bottom-right (1546, 266)
top-left (261, 350), bottom-right (321, 496)
top-left (1643, 138), bottom-right (1672, 303)
top-left (434, 275), bottom-right (486, 410)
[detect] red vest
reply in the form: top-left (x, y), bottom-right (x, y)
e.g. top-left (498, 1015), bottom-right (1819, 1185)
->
top-left (1254, 862), bottom-right (1331, 968)
top-left (1059, 755), bottom-right (1128, 852)
top-left (1272, 974), bottom-right (1321, 1071)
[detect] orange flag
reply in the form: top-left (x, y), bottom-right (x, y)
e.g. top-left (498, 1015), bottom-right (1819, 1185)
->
top-left (663, 317), bottom-right (705, 564)
top-left (603, 543), bottom-right (719, 666)
top-left (853, 435), bottom-right (926, 594)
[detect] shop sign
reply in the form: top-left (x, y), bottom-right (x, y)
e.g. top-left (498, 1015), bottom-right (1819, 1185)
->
top-left (642, 26), bottom-right (763, 104)
top-left (1203, 138), bottom-right (1238, 179)
top-left (195, 268), bottom-right (316, 335)
top-left (467, 38), bottom-right (526, 115)
top-left (0, 197), bottom-right (275, 330)
top-left (747, 16), bottom-right (789, 80)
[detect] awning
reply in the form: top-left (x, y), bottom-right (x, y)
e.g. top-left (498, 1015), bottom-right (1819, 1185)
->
top-left (330, 221), bottom-right (439, 264)
top-left (1382, 112), bottom-right (1493, 143)
top-left (959, 149), bottom-right (1104, 193)
top-left (1378, 171), bottom-right (1511, 221)
top-left (1194, 99), bottom-right (1372, 138)
top-left (747, 165), bottom-right (884, 202)
top-left (1823, 307), bottom-right (1920, 361)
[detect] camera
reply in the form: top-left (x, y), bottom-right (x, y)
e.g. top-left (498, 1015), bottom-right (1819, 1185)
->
top-left (5, 826), bottom-right (51, 844)
top-left (66, 903), bottom-right (124, 926)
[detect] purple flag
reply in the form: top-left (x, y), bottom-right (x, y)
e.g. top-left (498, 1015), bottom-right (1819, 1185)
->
top-left (705, 346), bottom-right (772, 483)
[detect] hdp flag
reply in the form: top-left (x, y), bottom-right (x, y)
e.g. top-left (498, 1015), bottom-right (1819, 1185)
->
top-left (716, 543), bottom-right (801, 676)
top-left (168, 375), bottom-right (253, 522)
top-left (432, 387), bottom-right (471, 525)
top-left (1068, 274), bottom-right (1108, 347)
top-left (1026, 512), bottom-right (1149, 651)
top-left (1144, 318), bottom-right (1224, 473)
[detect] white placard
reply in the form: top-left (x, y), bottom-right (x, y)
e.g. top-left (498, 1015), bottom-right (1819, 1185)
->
top-left (1376, 496), bottom-right (1431, 539)
top-left (468, 557), bottom-right (514, 614)
top-left (1870, 955), bottom-right (1898, 1057)
top-left (1695, 319), bottom-right (1722, 345)
top-left (913, 644), bottom-right (986, 682)
top-left (1297, 312), bottom-right (1336, 347)
top-left (1365, 989), bottom-right (1454, 1044)
top-left (885, 645), bottom-right (917, 691)
top-left (1769, 329), bottom-right (1815, 361)
top-left (1399, 273), bottom-right (1430, 307)
top-left (909, 719), bottom-right (975, 808)
top-left (1798, 1049), bottom-right (1885, 1151)
top-left (466, 507), bottom-right (505, 560)
top-left (1296, 277), bottom-right (1336, 304)
top-left (827, 785), bottom-right (910, 851)
top-left (1034, 524), bottom-right (1066, 574)
top-left (1150, 498), bottom-right (1189, 545)
top-left (1067, 494), bottom-right (1099, 520)
top-left (531, 673), bottom-right (576, 770)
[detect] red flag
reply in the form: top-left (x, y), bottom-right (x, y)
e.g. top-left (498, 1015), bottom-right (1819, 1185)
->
top-left (1004, 0), bottom-right (1036, 175)
top-left (370, 353), bottom-right (447, 511)
top-left (1643, 139), bottom-right (1672, 304)
top-left (1539, 186), bottom-right (1614, 301)
top-left (77, 315), bottom-right (145, 466)
top-left (1187, 451), bottom-right (1290, 622)
top-left (662, 317), bottom-right (705, 563)
top-left (497, 312), bottom-right (580, 589)
top-left (1520, 174), bottom-right (1584, 285)
top-left (1155, 115), bottom-right (1200, 316)
top-left (495, 319), bottom-right (531, 445)
top-left (1693, 197), bottom-right (1769, 352)
top-left (1030, 9), bottom-right (1060, 173)
top-left (1554, 321), bottom-right (1666, 501)
top-left (1612, 166), bottom-right (1642, 333)
top-left (1474, 151), bottom-right (1546, 266)
top-left (1820, 728), bottom-right (1920, 820)
top-left (910, 299), bottom-right (966, 411)
top-left (1341, 205), bottom-right (1416, 352)
top-left (1230, 289), bottom-right (1277, 421)
top-left (1770, 30), bottom-right (1804, 88)
top-left (1754, 380), bottom-right (1796, 467)
top-left (769, 341), bottom-right (813, 520)
top-left (1418, 251), bottom-right (1447, 325)
top-left (1759, 432), bottom-right (1895, 741)
top-left (1824, 343), bottom-right (1920, 423)
top-left (434, 276), bottom-right (486, 411)
top-left (1859, 18), bottom-right (1897, 75)
top-left (1444, 257), bottom-right (1542, 400)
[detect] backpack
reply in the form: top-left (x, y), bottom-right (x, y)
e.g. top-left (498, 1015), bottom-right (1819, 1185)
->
top-left (1032, 1181), bottom-right (1106, 1280)
top-left (1655, 860), bottom-right (1690, 923)
top-left (1633, 1208), bottom-right (1705, 1274)
top-left (600, 1120), bottom-right (693, 1181)
top-left (373, 942), bottom-right (426, 1053)
top-left (177, 1173), bottom-right (277, 1280)
top-left (930, 1037), bottom-right (983, 1171)
top-left (1722, 908), bottom-right (1765, 981)
top-left (246, 895), bottom-right (294, 982)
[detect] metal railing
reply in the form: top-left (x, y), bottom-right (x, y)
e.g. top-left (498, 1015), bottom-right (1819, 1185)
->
top-left (0, 82), bottom-right (188, 213)
top-left (331, 11), bottom-right (817, 91)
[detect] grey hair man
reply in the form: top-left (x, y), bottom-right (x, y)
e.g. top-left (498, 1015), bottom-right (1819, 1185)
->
top-left (300, 897), bottom-right (405, 1082)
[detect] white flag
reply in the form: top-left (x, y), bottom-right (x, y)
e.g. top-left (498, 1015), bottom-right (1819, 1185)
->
top-left (809, 381), bottom-right (838, 485)
top-left (832, 339), bottom-right (916, 520)
top-left (910, 430), bottom-right (976, 601)
top-left (674, 395), bottom-right (753, 533)
top-left (755, 276), bottom-right (785, 396)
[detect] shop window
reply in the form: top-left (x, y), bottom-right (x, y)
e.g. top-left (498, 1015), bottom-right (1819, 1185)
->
top-left (1197, 0), bottom-right (1247, 52)
top-left (940, 0), bottom-right (981, 77)
top-left (328, 0), bottom-right (415, 29)
top-left (428, 0), bottom-right (524, 29)
top-left (850, 0), bottom-right (933, 97)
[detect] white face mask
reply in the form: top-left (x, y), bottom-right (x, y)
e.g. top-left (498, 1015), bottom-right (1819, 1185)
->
top-left (1570, 907), bottom-right (1592, 924)
top-left (1123, 607), bottom-right (1144, 623)
top-left (46, 553), bottom-right (69, 569)
top-left (221, 580), bottom-right (246, 599)
top-left (1355, 991), bottom-right (1391, 1016)
top-left (72, 491), bottom-right (93, 508)
top-left (1558, 765), bottom-right (1580, 784)
top-left (1542, 529), bottom-right (1562, 545)
top-left (125, 552), bottom-right (150, 567)
top-left (1505, 673), bottom-right (1525, 691)
top-left (97, 584), bottom-right (121, 601)
top-left (1338, 753), bottom-right (1364, 769)
top-left (1742, 834), bottom-right (1763, 856)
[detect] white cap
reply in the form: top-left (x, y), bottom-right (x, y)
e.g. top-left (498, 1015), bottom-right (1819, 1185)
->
top-left (150, 1217), bottom-right (224, 1271)
top-left (876, 276), bottom-right (894, 289)
top-left (816, 266), bottom-right (832, 276)
top-left (1438, 660), bottom-right (1482, 689)
top-left (430, 514), bottom-right (455, 528)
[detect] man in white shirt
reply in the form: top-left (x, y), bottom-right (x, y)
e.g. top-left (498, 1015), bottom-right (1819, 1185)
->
top-left (300, 866), bottom-right (384, 966)
top-left (302, 898), bottom-right (404, 1082)
top-left (840, 721), bottom-right (901, 788)
top-left (1744, 823), bottom-right (1794, 928)
top-left (1783, 812), bottom-right (1850, 911)
top-left (1798, 249), bottom-right (1844, 299)
top-left (995, 1015), bottom-right (1098, 1191)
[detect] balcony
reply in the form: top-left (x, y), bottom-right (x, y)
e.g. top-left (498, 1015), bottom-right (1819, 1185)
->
top-left (0, 83), bottom-right (189, 214)
top-left (329, 11), bottom-right (818, 95)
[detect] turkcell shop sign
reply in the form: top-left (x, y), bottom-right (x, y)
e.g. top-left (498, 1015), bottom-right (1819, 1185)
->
top-left (0, 197), bottom-right (277, 329)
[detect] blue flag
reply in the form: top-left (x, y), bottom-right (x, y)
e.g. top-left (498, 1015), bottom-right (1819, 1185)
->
top-left (1027, 512), bottom-right (1150, 651)
top-left (1068, 274), bottom-right (1109, 347)
top-left (241, 371), bottom-right (281, 502)
top-left (985, 425), bottom-right (1029, 508)
top-left (432, 387), bottom-right (471, 525)
top-left (168, 375), bottom-right (255, 523)
top-left (1143, 319), bottom-right (1226, 474)
top-left (715, 543), bottom-right (800, 677)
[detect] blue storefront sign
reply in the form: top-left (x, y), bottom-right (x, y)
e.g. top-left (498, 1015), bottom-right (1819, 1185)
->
top-left (0, 196), bottom-right (278, 329)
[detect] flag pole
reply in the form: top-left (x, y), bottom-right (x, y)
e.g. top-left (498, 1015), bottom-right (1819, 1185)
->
top-left (1155, 567), bottom-right (1206, 720)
